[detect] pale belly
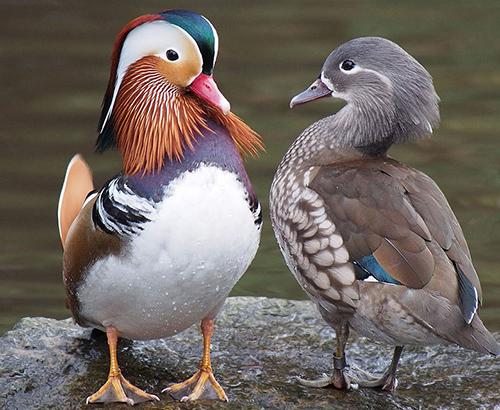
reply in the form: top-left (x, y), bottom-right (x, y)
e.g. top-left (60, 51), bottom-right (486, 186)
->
top-left (77, 165), bottom-right (261, 340)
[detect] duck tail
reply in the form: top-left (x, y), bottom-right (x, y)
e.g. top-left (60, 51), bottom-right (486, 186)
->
top-left (458, 314), bottom-right (499, 355)
top-left (57, 154), bottom-right (94, 249)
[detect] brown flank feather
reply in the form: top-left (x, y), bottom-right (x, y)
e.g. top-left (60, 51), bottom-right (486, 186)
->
top-left (112, 56), bottom-right (263, 175)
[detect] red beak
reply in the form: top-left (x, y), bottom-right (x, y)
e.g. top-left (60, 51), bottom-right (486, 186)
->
top-left (190, 73), bottom-right (231, 114)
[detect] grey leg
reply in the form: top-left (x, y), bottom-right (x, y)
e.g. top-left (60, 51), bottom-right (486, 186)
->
top-left (331, 323), bottom-right (351, 389)
top-left (295, 323), bottom-right (353, 390)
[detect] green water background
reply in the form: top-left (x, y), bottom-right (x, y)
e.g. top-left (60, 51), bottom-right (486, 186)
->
top-left (1, 0), bottom-right (499, 334)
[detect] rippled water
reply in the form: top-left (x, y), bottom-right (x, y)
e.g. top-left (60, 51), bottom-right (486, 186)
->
top-left (1, 0), bottom-right (500, 334)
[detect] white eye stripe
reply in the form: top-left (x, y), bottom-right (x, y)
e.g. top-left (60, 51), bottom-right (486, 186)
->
top-left (336, 63), bottom-right (393, 89)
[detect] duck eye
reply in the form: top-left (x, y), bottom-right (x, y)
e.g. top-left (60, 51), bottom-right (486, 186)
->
top-left (341, 60), bottom-right (355, 71)
top-left (166, 49), bottom-right (179, 61)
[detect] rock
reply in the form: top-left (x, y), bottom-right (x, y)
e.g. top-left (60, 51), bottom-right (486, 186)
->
top-left (0, 297), bottom-right (498, 409)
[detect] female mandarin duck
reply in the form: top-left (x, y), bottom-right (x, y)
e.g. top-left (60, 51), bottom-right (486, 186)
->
top-left (270, 37), bottom-right (498, 391)
top-left (57, 10), bottom-right (262, 405)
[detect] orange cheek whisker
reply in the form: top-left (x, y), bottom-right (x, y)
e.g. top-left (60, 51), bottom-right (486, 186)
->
top-left (111, 56), bottom-right (264, 175)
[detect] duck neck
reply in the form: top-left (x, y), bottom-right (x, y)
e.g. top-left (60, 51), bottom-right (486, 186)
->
top-left (124, 120), bottom-right (255, 202)
top-left (286, 97), bottom-right (395, 170)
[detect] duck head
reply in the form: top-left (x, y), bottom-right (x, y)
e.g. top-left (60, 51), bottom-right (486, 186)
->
top-left (291, 37), bottom-right (440, 153)
top-left (97, 10), bottom-right (261, 175)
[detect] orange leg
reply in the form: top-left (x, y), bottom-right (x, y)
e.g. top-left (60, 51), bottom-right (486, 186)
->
top-left (163, 319), bottom-right (228, 402)
top-left (86, 326), bottom-right (159, 405)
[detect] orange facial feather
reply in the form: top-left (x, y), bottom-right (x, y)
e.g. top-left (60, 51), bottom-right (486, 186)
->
top-left (112, 56), bottom-right (263, 175)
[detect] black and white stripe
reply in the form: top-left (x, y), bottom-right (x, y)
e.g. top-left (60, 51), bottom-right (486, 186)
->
top-left (92, 177), bottom-right (156, 236)
top-left (249, 197), bottom-right (263, 229)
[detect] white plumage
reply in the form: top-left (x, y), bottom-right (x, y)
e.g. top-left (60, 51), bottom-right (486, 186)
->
top-left (78, 164), bottom-right (260, 340)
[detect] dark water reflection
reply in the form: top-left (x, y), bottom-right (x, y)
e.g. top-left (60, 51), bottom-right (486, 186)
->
top-left (1, 0), bottom-right (500, 334)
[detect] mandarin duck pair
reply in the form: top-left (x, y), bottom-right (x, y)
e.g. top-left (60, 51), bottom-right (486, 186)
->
top-left (57, 9), bottom-right (498, 405)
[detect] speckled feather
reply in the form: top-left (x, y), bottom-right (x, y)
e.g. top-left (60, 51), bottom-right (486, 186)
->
top-left (270, 37), bottom-right (498, 355)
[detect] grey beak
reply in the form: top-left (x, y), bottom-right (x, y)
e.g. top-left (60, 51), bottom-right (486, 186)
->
top-left (290, 78), bottom-right (332, 108)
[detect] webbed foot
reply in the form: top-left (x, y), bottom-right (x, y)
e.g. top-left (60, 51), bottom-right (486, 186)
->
top-left (345, 363), bottom-right (398, 391)
top-left (295, 355), bottom-right (358, 390)
top-left (343, 345), bottom-right (403, 392)
top-left (86, 373), bottom-right (159, 405)
top-left (295, 345), bottom-right (402, 393)
top-left (86, 326), bottom-right (159, 405)
top-left (163, 318), bottom-right (228, 402)
top-left (163, 368), bottom-right (228, 402)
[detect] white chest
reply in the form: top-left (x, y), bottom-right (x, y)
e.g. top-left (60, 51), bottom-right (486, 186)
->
top-left (77, 165), bottom-right (261, 340)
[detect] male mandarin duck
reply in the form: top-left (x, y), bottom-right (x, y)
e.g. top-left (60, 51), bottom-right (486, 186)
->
top-left (57, 10), bottom-right (262, 405)
top-left (270, 37), bottom-right (498, 391)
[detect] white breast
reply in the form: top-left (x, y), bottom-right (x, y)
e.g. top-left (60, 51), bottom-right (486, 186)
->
top-left (77, 164), bottom-right (260, 340)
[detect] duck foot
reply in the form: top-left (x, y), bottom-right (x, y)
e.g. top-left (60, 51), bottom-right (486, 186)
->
top-left (344, 345), bottom-right (403, 392)
top-left (86, 373), bottom-right (160, 405)
top-left (163, 369), bottom-right (228, 402)
top-left (86, 326), bottom-right (159, 405)
top-left (301, 359), bottom-right (400, 392)
top-left (294, 373), bottom-right (333, 388)
top-left (295, 371), bottom-right (358, 390)
top-left (345, 363), bottom-right (398, 391)
top-left (294, 356), bottom-right (358, 390)
top-left (163, 318), bottom-right (228, 402)
top-left (295, 365), bottom-right (397, 392)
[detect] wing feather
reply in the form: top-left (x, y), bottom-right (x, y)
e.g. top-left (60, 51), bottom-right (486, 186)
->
top-left (58, 154), bottom-right (94, 248)
top-left (309, 156), bottom-right (480, 312)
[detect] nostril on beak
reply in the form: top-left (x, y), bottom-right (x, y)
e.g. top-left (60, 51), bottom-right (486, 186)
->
top-left (311, 85), bottom-right (317, 90)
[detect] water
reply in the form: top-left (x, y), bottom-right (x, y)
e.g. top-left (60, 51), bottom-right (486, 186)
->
top-left (1, 0), bottom-right (500, 334)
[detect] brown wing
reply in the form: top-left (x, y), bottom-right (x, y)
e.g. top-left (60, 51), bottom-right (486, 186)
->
top-left (309, 157), bottom-right (481, 301)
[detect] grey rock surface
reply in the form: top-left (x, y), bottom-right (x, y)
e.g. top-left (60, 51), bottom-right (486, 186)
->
top-left (0, 297), bottom-right (499, 409)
